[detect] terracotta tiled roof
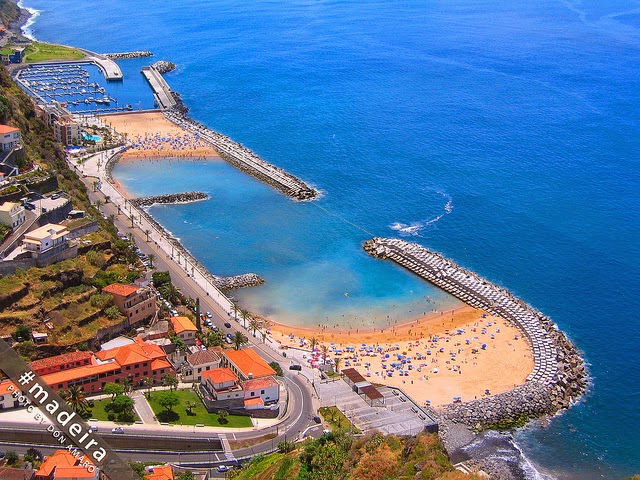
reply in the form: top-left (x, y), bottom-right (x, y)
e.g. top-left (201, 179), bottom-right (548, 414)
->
top-left (0, 124), bottom-right (19, 134)
top-left (240, 376), bottom-right (278, 392)
top-left (41, 362), bottom-right (118, 385)
top-left (224, 348), bottom-right (275, 379)
top-left (55, 465), bottom-right (96, 478)
top-left (186, 349), bottom-right (220, 367)
top-left (31, 351), bottom-right (93, 373)
top-left (151, 358), bottom-right (172, 371)
top-left (145, 464), bottom-right (174, 480)
top-left (0, 466), bottom-right (35, 480)
top-left (244, 397), bottom-right (264, 406)
top-left (0, 380), bottom-right (17, 395)
top-left (202, 367), bottom-right (237, 385)
top-left (171, 316), bottom-right (197, 334)
top-left (36, 450), bottom-right (85, 476)
top-left (102, 283), bottom-right (139, 297)
top-left (96, 337), bottom-right (167, 367)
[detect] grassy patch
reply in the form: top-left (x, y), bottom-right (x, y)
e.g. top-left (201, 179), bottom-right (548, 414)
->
top-left (86, 398), bottom-right (140, 423)
top-left (146, 389), bottom-right (252, 428)
top-left (318, 406), bottom-right (359, 432)
top-left (24, 42), bottom-right (85, 62)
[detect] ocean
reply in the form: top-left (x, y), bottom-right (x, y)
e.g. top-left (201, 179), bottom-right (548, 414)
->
top-left (20, 0), bottom-right (640, 478)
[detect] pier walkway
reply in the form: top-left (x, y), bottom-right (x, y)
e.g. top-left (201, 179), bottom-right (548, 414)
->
top-left (364, 238), bottom-right (558, 386)
top-left (164, 109), bottom-right (318, 200)
top-left (141, 66), bottom-right (177, 109)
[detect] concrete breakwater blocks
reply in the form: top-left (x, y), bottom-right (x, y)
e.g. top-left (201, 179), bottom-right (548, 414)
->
top-left (130, 191), bottom-right (209, 207)
top-left (164, 109), bottom-right (318, 201)
top-left (363, 237), bottom-right (588, 429)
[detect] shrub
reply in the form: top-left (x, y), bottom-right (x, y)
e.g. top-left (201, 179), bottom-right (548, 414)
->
top-left (278, 440), bottom-right (295, 453)
top-left (107, 412), bottom-right (115, 421)
top-left (105, 305), bottom-right (121, 320)
top-left (90, 292), bottom-right (112, 310)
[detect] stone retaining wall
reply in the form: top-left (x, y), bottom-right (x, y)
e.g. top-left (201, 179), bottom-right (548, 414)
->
top-left (364, 237), bottom-right (587, 429)
top-left (105, 51), bottom-right (153, 60)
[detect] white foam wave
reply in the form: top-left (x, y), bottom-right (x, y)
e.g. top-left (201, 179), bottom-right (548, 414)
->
top-left (388, 190), bottom-right (453, 236)
top-left (18, 1), bottom-right (41, 41)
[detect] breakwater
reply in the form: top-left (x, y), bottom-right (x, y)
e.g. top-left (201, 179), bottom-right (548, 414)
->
top-left (141, 65), bottom-right (178, 110)
top-left (105, 51), bottom-right (153, 60)
top-left (152, 60), bottom-right (176, 74)
top-left (129, 191), bottom-right (209, 207)
top-left (364, 237), bottom-right (587, 429)
top-left (164, 109), bottom-right (318, 201)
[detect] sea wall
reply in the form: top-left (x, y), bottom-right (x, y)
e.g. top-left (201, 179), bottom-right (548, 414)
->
top-left (105, 51), bottom-right (153, 60)
top-left (364, 237), bottom-right (587, 429)
top-left (129, 191), bottom-right (209, 207)
top-left (164, 109), bottom-right (318, 201)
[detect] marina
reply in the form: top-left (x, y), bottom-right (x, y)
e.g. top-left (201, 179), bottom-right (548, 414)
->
top-left (14, 63), bottom-right (133, 113)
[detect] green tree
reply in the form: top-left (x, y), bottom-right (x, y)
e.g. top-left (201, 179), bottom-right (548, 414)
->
top-left (177, 473), bottom-right (195, 480)
top-left (162, 373), bottom-right (179, 391)
top-left (204, 330), bottom-right (224, 348)
top-left (186, 401), bottom-right (197, 416)
top-left (233, 331), bottom-right (248, 351)
top-left (160, 282), bottom-right (180, 304)
top-left (157, 390), bottom-right (179, 412)
top-left (249, 318), bottom-right (260, 338)
top-left (171, 335), bottom-right (187, 352)
top-left (147, 253), bottom-right (156, 268)
top-left (104, 382), bottom-right (124, 401)
top-left (14, 324), bottom-right (31, 341)
top-left (144, 229), bottom-right (151, 242)
top-left (333, 357), bottom-right (343, 374)
top-left (111, 394), bottom-right (134, 420)
top-left (217, 409), bottom-right (228, 424)
top-left (152, 271), bottom-right (171, 288)
top-left (4, 450), bottom-right (19, 466)
top-left (269, 361), bottom-right (283, 377)
top-left (309, 337), bottom-right (319, 352)
top-left (240, 309), bottom-right (250, 328)
top-left (105, 305), bottom-right (122, 320)
top-left (231, 302), bottom-right (240, 322)
top-left (144, 376), bottom-right (155, 398)
top-left (61, 386), bottom-right (88, 414)
top-left (121, 377), bottom-right (133, 396)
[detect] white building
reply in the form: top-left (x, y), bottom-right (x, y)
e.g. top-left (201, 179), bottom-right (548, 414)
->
top-left (0, 124), bottom-right (20, 151)
top-left (0, 201), bottom-right (26, 228)
top-left (182, 348), bottom-right (221, 383)
top-left (22, 223), bottom-right (68, 255)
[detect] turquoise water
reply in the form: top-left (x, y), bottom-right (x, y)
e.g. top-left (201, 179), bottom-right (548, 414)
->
top-left (22, 0), bottom-right (640, 478)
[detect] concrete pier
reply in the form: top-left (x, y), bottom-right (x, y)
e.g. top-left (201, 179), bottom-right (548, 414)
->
top-left (141, 66), bottom-right (177, 109)
top-left (364, 237), bottom-right (587, 428)
top-left (164, 109), bottom-right (318, 201)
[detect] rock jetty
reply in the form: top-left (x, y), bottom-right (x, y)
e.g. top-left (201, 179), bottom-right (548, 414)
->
top-left (105, 51), bottom-right (153, 60)
top-left (364, 237), bottom-right (588, 429)
top-left (129, 191), bottom-right (209, 208)
top-left (164, 108), bottom-right (318, 201)
top-left (152, 60), bottom-right (176, 74)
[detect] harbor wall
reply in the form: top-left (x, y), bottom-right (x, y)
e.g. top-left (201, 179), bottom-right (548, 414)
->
top-left (364, 237), bottom-right (587, 429)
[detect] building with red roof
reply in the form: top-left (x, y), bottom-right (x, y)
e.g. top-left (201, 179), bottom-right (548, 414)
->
top-left (170, 316), bottom-right (198, 346)
top-left (35, 449), bottom-right (97, 480)
top-left (0, 466), bottom-right (35, 479)
top-left (145, 465), bottom-right (174, 480)
top-left (223, 347), bottom-right (276, 380)
top-left (0, 124), bottom-right (20, 151)
top-left (103, 283), bottom-right (156, 328)
top-left (33, 337), bottom-right (174, 394)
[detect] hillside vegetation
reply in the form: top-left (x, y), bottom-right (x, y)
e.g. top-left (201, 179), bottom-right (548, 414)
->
top-left (0, 0), bottom-right (20, 28)
top-left (231, 431), bottom-right (485, 480)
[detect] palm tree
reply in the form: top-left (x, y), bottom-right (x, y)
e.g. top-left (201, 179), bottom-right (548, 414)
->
top-left (232, 331), bottom-right (248, 350)
top-left (94, 199), bottom-right (103, 211)
top-left (144, 229), bottom-right (151, 242)
top-left (240, 309), bottom-right (250, 329)
top-left (333, 357), bottom-right (343, 374)
top-left (104, 195), bottom-right (110, 204)
top-left (248, 318), bottom-right (260, 338)
top-left (321, 345), bottom-right (329, 363)
top-left (147, 253), bottom-right (156, 268)
top-left (61, 386), bottom-right (88, 414)
top-left (117, 204), bottom-right (121, 215)
top-left (260, 330), bottom-right (268, 344)
top-left (160, 282), bottom-right (180, 305)
top-left (121, 377), bottom-right (133, 396)
top-left (144, 376), bottom-right (154, 399)
top-left (231, 302), bottom-right (240, 322)
top-left (92, 180), bottom-right (99, 192)
top-left (309, 337), bottom-right (318, 352)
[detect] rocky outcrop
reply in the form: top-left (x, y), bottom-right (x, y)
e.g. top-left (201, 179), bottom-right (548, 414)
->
top-left (130, 191), bottom-right (209, 207)
top-left (105, 51), bottom-right (153, 60)
top-left (152, 60), bottom-right (176, 74)
top-left (364, 237), bottom-right (588, 430)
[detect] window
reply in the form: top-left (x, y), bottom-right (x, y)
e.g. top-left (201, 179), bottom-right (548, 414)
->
top-left (251, 392), bottom-right (255, 397)
top-left (126, 366), bottom-right (131, 371)
top-left (160, 369), bottom-right (165, 374)
top-left (198, 368), bottom-right (201, 373)
top-left (261, 389), bottom-right (265, 394)
top-left (143, 362), bottom-right (148, 367)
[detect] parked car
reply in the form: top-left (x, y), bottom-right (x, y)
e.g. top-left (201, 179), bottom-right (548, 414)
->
top-left (111, 427), bottom-right (124, 434)
top-left (313, 416), bottom-right (321, 424)
top-left (206, 311), bottom-right (212, 318)
top-left (216, 465), bottom-right (230, 473)
top-left (224, 322), bottom-right (232, 328)
top-left (89, 425), bottom-right (98, 432)
top-left (289, 364), bottom-right (302, 371)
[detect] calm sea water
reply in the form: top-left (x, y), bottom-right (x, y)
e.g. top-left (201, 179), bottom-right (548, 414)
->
top-left (22, 0), bottom-right (640, 477)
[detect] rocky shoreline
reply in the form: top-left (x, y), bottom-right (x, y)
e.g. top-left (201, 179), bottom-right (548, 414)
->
top-left (129, 191), bottom-right (209, 208)
top-left (364, 237), bottom-right (588, 430)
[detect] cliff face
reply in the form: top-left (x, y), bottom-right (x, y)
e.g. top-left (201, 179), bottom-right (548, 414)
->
top-left (0, 0), bottom-right (20, 28)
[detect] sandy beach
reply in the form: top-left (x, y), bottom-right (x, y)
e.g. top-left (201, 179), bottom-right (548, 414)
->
top-left (268, 305), bottom-right (534, 407)
top-left (99, 111), bottom-right (220, 159)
